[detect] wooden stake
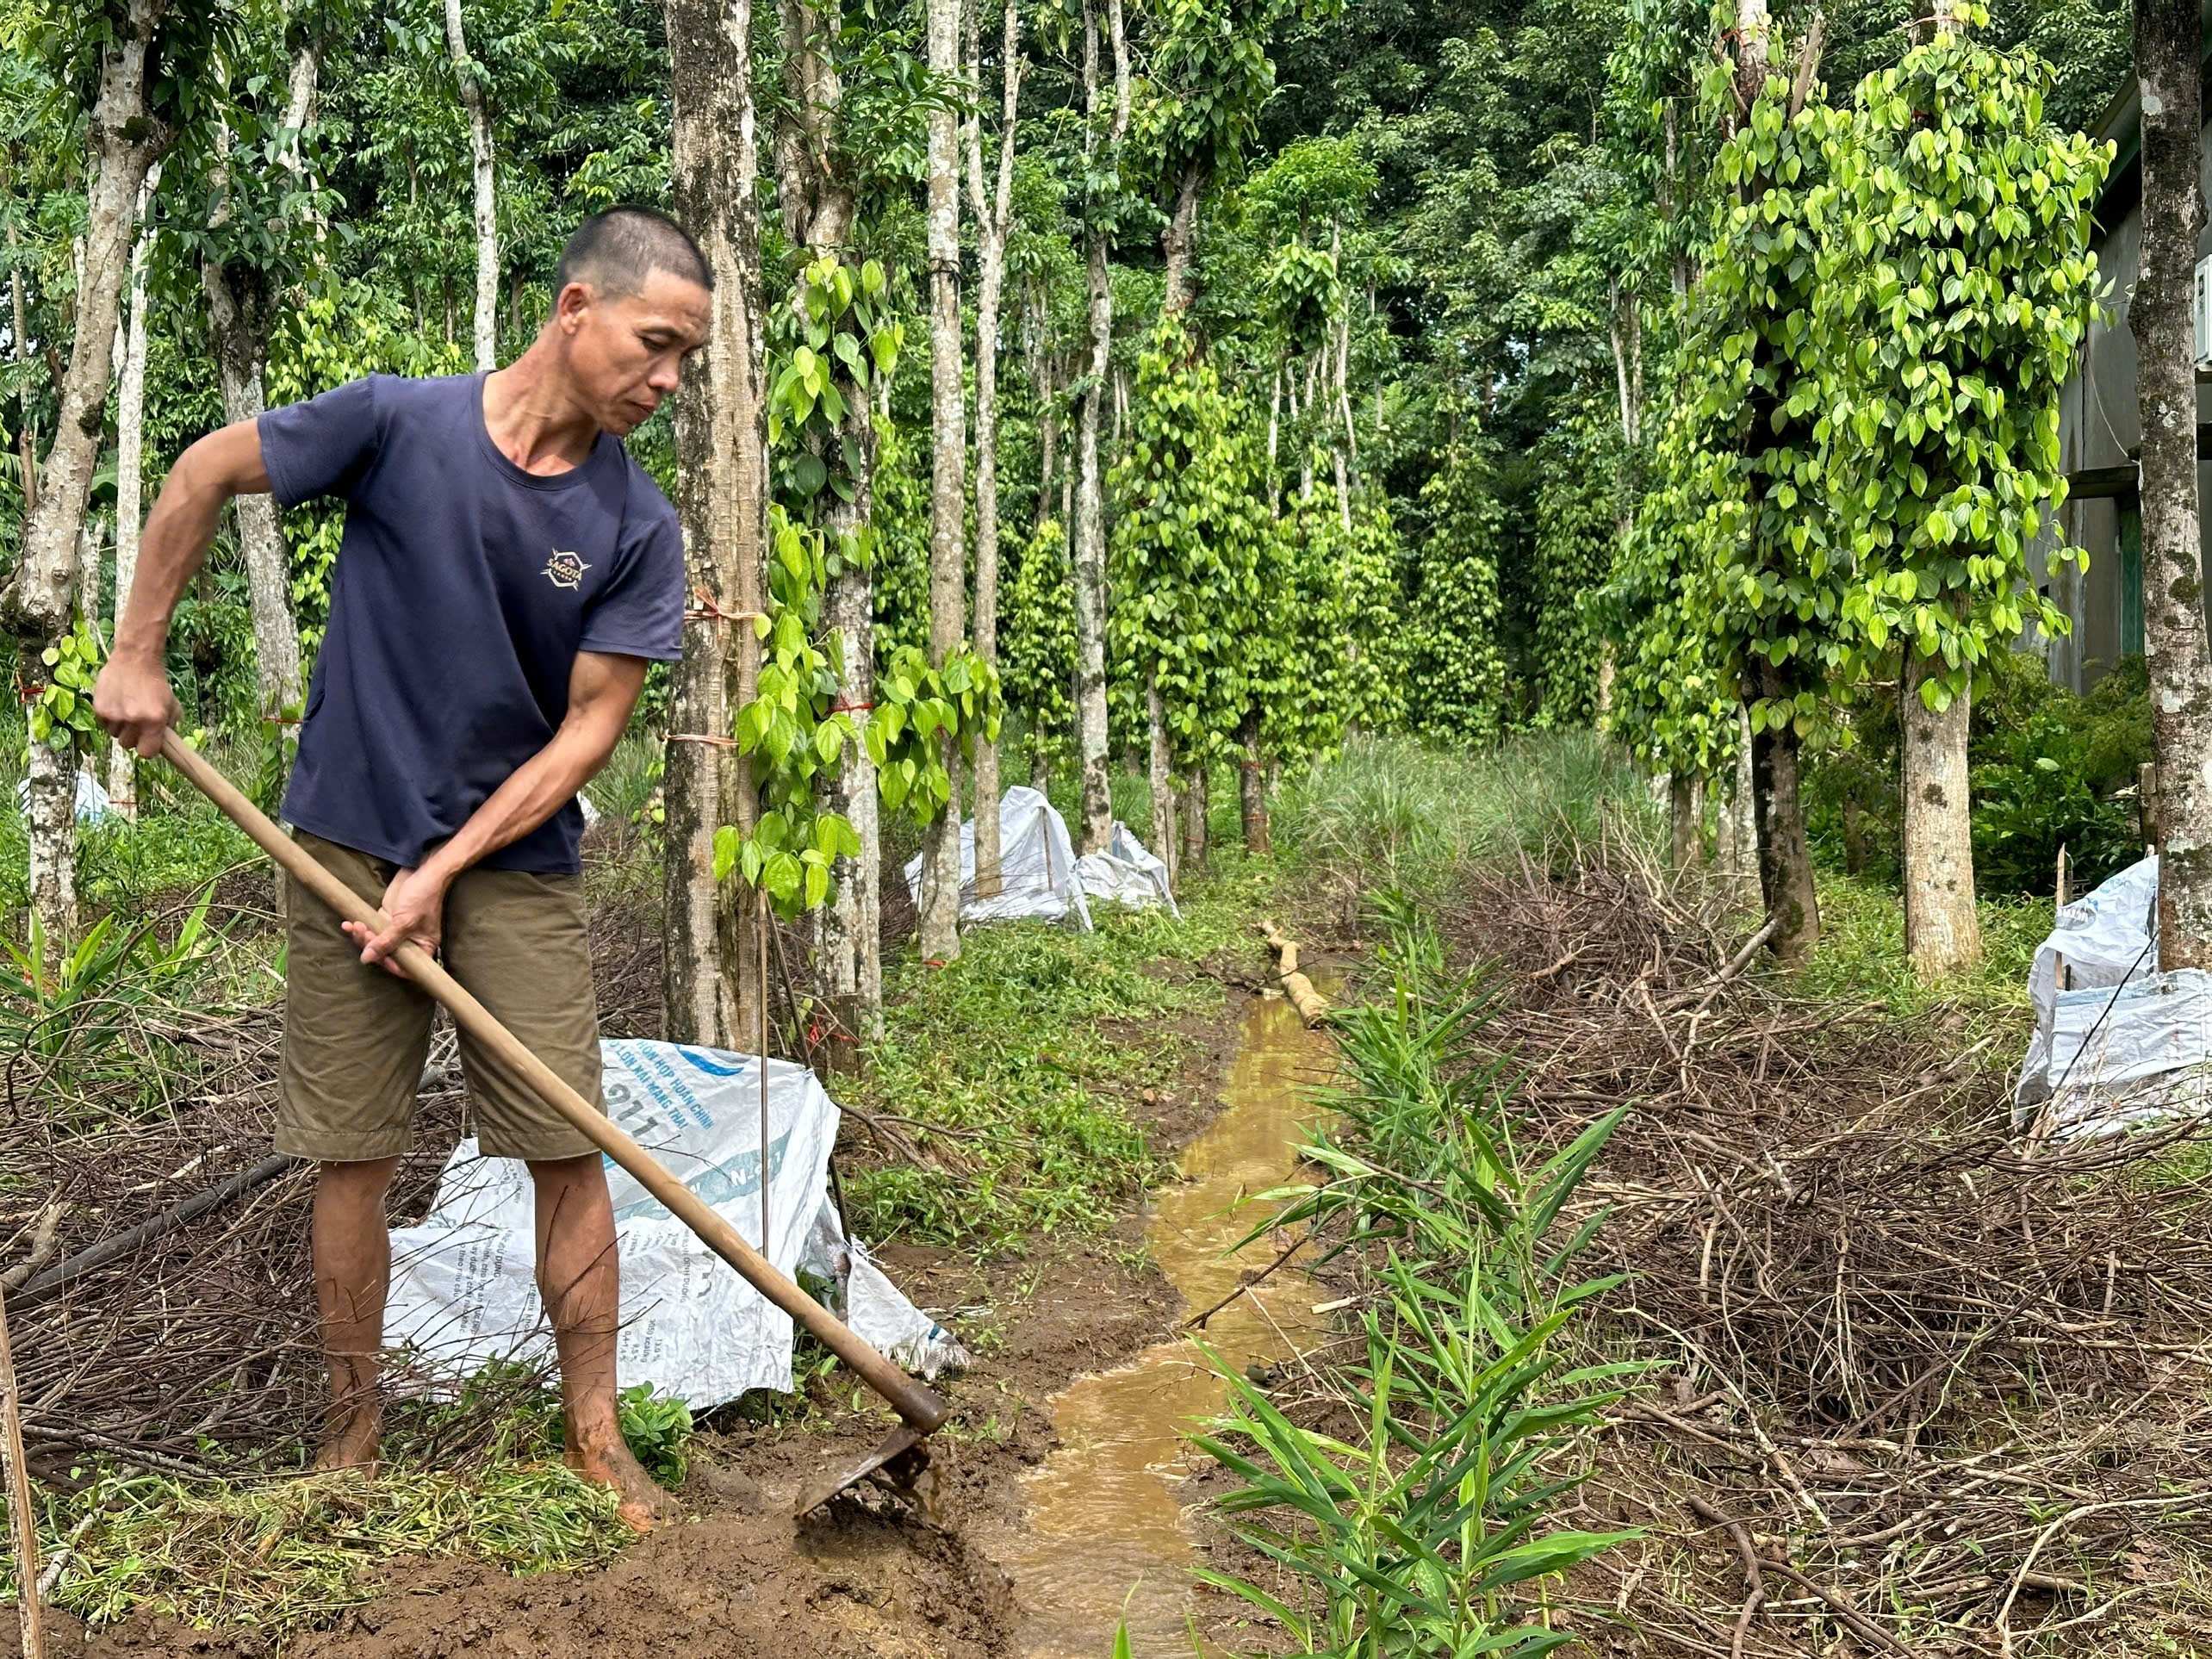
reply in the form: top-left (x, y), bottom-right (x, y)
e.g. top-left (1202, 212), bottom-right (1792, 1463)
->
top-left (0, 1283), bottom-right (47, 1659)
top-left (2054, 843), bottom-right (2070, 993)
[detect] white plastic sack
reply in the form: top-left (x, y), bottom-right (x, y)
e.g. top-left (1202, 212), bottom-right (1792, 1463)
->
top-left (2016, 854), bottom-right (2159, 1109)
top-left (1072, 820), bottom-right (1180, 919)
top-left (904, 785), bottom-right (1094, 930)
top-left (385, 1039), bottom-right (966, 1409)
top-left (14, 770), bottom-right (115, 824)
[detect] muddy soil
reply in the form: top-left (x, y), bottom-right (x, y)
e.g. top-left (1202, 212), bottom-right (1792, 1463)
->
top-left (15, 991), bottom-right (1278, 1659)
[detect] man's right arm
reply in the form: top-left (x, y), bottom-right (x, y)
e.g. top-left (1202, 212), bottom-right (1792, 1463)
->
top-left (93, 419), bottom-right (272, 757)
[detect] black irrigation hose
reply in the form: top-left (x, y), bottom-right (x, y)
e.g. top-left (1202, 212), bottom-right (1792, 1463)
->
top-left (8, 1059), bottom-right (461, 1314)
top-left (8, 1153), bottom-right (301, 1313)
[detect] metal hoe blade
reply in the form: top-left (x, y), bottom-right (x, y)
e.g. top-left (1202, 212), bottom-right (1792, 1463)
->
top-left (793, 1422), bottom-right (934, 1518)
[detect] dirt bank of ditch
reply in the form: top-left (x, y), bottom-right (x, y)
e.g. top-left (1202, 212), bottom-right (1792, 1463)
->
top-left (12, 982), bottom-right (1310, 1659)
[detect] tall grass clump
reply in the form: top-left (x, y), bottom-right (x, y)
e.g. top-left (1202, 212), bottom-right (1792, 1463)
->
top-left (1195, 893), bottom-right (1637, 1656)
top-left (1273, 733), bottom-right (1656, 897)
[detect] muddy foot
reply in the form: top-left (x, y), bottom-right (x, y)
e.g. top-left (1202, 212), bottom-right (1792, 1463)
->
top-left (568, 1435), bottom-right (682, 1533)
top-left (314, 1404), bottom-right (383, 1476)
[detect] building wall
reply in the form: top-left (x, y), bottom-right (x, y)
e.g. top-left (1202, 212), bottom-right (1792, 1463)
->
top-left (2054, 125), bottom-right (2212, 692)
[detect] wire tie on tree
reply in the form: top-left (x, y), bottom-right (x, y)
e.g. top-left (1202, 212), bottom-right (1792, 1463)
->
top-left (667, 731), bottom-right (743, 749)
top-left (684, 587), bottom-right (767, 625)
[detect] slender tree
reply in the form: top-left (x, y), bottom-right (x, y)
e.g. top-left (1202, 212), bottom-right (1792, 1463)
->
top-left (966, 0), bottom-right (1022, 900)
top-left (108, 163), bottom-right (161, 820)
top-left (663, 0), bottom-right (771, 1046)
top-left (3, 0), bottom-right (177, 942)
top-left (1072, 0), bottom-right (1131, 854)
top-left (201, 77), bottom-right (311, 726)
top-left (443, 0), bottom-right (499, 372)
top-left (2132, 0), bottom-right (2212, 967)
top-left (776, 0), bottom-right (885, 1041)
top-left (919, 0), bottom-right (969, 961)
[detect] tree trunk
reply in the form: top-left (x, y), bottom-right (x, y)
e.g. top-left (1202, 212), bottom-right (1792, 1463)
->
top-left (5, 178), bottom-right (36, 526)
top-left (108, 164), bottom-right (159, 820)
top-left (966, 0), bottom-right (1020, 901)
top-left (1033, 335), bottom-right (1059, 531)
top-left (1160, 157), bottom-right (1203, 314)
top-left (777, 0), bottom-right (882, 1043)
top-left (1147, 670), bottom-right (1176, 886)
top-left (202, 260), bottom-right (304, 721)
top-left (917, 0), bottom-right (968, 965)
top-left (1900, 652), bottom-right (1979, 974)
top-left (1669, 774), bottom-right (1702, 873)
top-left (1239, 709), bottom-right (1270, 855)
top-left (663, 0), bottom-right (768, 1046)
top-left (1182, 764), bottom-right (1208, 869)
top-left (4, 0), bottom-right (173, 948)
top-left (27, 723), bottom-right (79, 946)
top-left (2133, 0), bottom-right (2212, 970)
top-left (1071, 0), bottom-right (1128, 857)
top-left (1751, 669), bottom-right (1818, 961)
top-left (444, 0), bottom-right (499, 373)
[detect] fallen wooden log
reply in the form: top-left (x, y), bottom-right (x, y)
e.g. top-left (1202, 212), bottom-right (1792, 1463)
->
top-left (1259, 919), bottom-right (1330, 1026)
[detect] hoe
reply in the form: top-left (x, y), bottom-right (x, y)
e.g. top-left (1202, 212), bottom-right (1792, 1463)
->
top-left (161, 732), bottom-right (948, 1518)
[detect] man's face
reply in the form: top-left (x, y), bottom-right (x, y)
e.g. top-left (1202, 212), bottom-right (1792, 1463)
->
top-left (558, 268), bottom-right (711, 436)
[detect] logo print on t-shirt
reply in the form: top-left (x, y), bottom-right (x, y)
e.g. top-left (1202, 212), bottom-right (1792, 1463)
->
top-left (544, 550), bottom-right (590, 591)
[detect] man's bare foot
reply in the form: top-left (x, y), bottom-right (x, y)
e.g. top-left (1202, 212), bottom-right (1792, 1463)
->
top-left (567, 1430), bottom-right (681, 1533)
top-left (314, 1401), bottom-right (383, 1475)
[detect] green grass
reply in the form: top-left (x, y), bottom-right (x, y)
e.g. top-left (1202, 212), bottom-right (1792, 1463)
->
top-left (1271, 731), bottom-right (1659, 893)
top-left (38, 1461), bottom-right (634, 1632)
top-left (844, 848), bottom-right (1277, 1246)
top-left (1788, 871), bottom-right (2047, 1035)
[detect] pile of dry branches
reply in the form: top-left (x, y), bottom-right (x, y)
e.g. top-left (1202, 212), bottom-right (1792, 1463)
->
top-left (1443, 860), bottom-right (2212, 1656)
top-left (0, 869), bottom-right (669, 1484)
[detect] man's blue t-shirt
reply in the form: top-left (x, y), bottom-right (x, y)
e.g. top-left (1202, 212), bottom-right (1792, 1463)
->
top-left (259, 372), bottom-right (684, 875)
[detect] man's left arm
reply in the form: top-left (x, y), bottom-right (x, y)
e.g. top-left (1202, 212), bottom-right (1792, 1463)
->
top-left (346, 651), bottom-right (649, 970)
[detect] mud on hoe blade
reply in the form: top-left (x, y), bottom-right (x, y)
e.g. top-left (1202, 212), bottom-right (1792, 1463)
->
top-left (159, 731), bottom-right (949, 1517)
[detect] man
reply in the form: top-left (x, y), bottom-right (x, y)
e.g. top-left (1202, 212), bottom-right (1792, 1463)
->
top-left (94, 207), bottom-right (711, 1531)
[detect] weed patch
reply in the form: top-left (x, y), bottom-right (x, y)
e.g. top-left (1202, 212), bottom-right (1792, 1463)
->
top-left (843, 855), bottom-right (1274, 1246)
top-left (41, 1463), bottom-right (633, 1631)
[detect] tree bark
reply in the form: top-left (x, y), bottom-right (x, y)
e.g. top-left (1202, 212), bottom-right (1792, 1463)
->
top-left (1900, 652), bottom-right (1980, 974)
top-left (1239, 709), bottom-right (1270, 856)
top-left (663, 0), bottom-right (769, 1046)
top-left (443, 0), bottom-right (499, 372)
top-left (966, 0), bottom-right (1020, 901)
top-left (1161, 156), bottom-right (1203, 314)
top-left (202, 261), bottom-right (304, 721)
top-left (2132, 0), bottom-right (2212, 969)
top-left (777, 0), bottom-right (883, 1043)
top-left (1146, 671), bottom-right (1176, 886)
top-left (1669, 774), bottom-right (1702, 873)
top-left (108, 164), bottom-right (159, 819)
top-left (917, 0), bottom-right (968, 965)
top-left (1072, 0), bottom-right (1128, 856)
top-left (1183, 764), bottom-right (1208, 869)
top-left (1751, 668), bottom-right (1818, 961)
top-left (5, 173), bottom-right (36, 526)
top-left (1031, 314), bottom-right (1059, 531)
top-left (27, 711), bottom-right (80, 946)
top-left (6, 0), bottom-right (173, 946)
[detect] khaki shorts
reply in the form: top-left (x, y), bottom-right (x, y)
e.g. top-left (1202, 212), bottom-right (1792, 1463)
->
top-left (277, 831), bottom-right (606, 1163)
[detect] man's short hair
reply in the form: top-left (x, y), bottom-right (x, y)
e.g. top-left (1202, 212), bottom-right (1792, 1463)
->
top-left (554, 207), bottom-right (712, 301)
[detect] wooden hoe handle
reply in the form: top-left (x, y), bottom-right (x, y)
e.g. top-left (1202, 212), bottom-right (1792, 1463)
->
top-left (161, 731), bottom-right (948, 1434)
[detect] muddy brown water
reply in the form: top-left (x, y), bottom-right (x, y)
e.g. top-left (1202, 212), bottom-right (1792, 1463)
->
top-left (992, 991), bottom-right (1331, 1657)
